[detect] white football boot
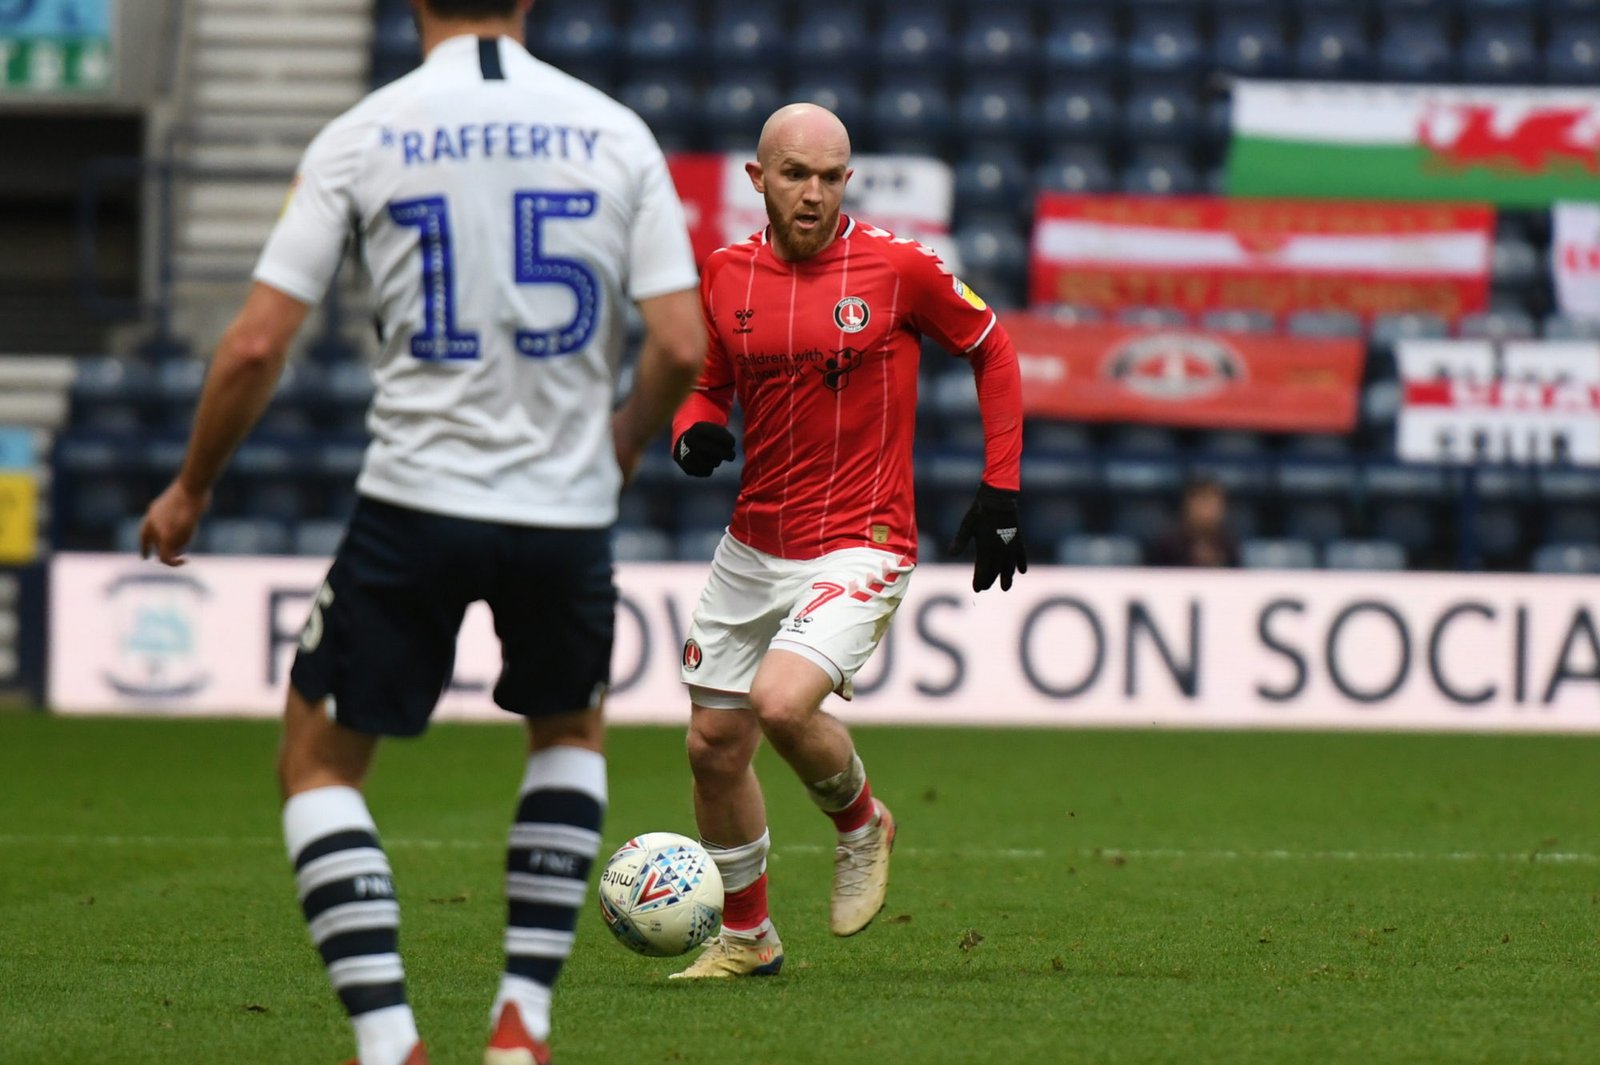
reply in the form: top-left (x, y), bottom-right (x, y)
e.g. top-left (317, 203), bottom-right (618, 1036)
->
top-left (830, 800), bottom-right (896, 936)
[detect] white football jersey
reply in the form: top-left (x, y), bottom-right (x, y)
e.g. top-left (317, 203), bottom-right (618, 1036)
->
top-left (254, 34), bottom-right (698, 527)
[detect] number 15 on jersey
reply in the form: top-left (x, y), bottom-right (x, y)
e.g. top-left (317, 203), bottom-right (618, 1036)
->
top-left (386, 190), bottom-right (602, 361)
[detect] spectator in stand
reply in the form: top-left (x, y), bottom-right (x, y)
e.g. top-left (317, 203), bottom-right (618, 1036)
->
top-left (1149, 475), bottom-right (1240, 568)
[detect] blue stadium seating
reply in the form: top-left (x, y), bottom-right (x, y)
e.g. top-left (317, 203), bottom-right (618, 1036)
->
top-left (871, 78), bottom-right (952, 154)
top-left (1039, 83), bottom-right (1119, 145)
top-left (1042, 8), bottom-right (1119, 78)
top-left (1036, 147), bottom-right (1115, 194)
top-left (1461, 17), bottom-right (1539, 83)
top-left (1213, 11), bottom-right (1289, 77)
top-left (1242, 538), bottom-right (1317, 570)
top-left (953, 151), bottom-right (1031, 222)
top-left (1128, 10), bottom-right (1205, 76)
top-left (878, 5), bottom-right (952, 74)
top-left (292, 519), bottom-right (346, 558)
top-left (617, 77), bottom-right (700, 148)
top-left (1120, 148), bottom-right (1200, 195)
top-left (1123, 84), bottom-right (1202, 146)
top-left (623, 3), bottom-right (700, 71)
top-left (531, 0), bottom-right (618, 79)
top-left (789, 76), bottom-right (868, 134)
top-left (704, 77), bottom-right (781, 151)
top-left (709, 1), bottom-right (784, 70)
top-left (793, 5), bottom-right (872, 72)
top-left (955, 79), bottom-right (1035, 147)
top-left (1296, 12), bottom-right (1372, 78)
top-left (1058, 534), bottom-right (1143, 568)
top-left (959, 8), bottom-right (1037, 73)
top-left (1546, 19), bottom-right (1600, 84)
top-left (1377, 15), bottom-right (1457, 82)
top-left (1533, 543), bottom-right (1600, 574)
top-left (1324, 539), bottom-right (1408, 571)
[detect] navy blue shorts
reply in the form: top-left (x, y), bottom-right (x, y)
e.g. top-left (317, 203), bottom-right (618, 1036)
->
top-left (290, 497), bottom-right (616, 737)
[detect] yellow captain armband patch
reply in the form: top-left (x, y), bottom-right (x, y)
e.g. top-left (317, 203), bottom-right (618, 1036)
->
top-left (952, 277), bottom-right (988, 311)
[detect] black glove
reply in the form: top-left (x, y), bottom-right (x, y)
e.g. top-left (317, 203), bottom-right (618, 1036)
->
top-left (948, 483), bottom-right (1028, 592)
top-left (673, 422), bottom-right (735, 477)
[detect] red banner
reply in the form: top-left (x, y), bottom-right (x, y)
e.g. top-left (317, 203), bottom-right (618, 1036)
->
top-left (1029, 196), bottom-right (1493, 321)
top-left (1005, 315), bottom-right (1364, 432)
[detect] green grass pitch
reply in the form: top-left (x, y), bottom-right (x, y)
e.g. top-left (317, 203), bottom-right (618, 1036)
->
top-left (4, 712), bottom-right (1600, 1064)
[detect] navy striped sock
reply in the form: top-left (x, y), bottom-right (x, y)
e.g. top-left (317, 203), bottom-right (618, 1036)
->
top-left (493, 746), bottom-right (607, 1041)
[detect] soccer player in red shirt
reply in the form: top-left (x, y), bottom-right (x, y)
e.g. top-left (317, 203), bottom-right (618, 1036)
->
top-left (667, 104), bottom-right (1026, 978)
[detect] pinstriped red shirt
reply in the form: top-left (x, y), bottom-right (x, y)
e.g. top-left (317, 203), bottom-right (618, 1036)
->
top-left (672, 215), bottom-right (1023, 563)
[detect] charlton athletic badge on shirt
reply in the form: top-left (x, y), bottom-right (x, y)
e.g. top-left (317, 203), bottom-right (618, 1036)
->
top-left (833, 296), bottom-right (870, 333)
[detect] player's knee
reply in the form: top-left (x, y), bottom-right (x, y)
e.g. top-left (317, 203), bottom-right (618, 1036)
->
top-left (749, 688), bottom-right (815, 748)
top-left (686, 718), bottom-right (755, 780)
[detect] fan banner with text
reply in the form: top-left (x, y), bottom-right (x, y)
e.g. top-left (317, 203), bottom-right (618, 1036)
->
top-left (1029, 195), bottom-right (1493, 321)
top-left (667, 152), bottom-right (958, 267)
top-left (1229, 80), bottom-right (1600, 208)
top-left (1396, 339), bottom-right (1600, 466)
top-left (1004, 315), bottom-right (1363, 432)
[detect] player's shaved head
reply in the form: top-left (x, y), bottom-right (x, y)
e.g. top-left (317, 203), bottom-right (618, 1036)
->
top-left (748, 103), bottom-right (853, 261)
top-left (756, 103), bottom-right (852, 169)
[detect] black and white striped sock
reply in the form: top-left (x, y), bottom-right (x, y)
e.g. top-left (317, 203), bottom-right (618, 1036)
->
top-left (284, 786), bottom-right (417, 1065)
top-left (493, 746), bottom-right (607, 1041)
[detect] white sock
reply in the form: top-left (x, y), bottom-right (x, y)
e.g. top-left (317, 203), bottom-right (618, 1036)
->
top-left (352, 1005), bottom-right (419, 1065)
top-left (282, 787), bottom-right (416, 1065)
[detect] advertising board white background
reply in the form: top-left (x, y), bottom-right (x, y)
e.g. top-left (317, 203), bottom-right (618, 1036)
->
top-left (47, 554), bottom-right (1600, 732)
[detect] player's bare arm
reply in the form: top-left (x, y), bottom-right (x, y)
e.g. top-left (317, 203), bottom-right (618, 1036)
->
top-left (614, 287), bottom-right (707, 483)
top-left (139, 282), bottom-right (309, 565)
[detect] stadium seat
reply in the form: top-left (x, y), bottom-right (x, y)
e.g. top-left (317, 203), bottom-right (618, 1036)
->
top-left (1295, 12), bottom-right (1371, 79)
top-left (70, 476), bottom-right (134, 531)
top-left (623, 3), bottom-right (700, 71)
top-left (1030, 497), bottom-right (1087, 540)
top-left (1110, 425), bottom-right (1181, 456)
top-left (1200, 308), bottom-right (1276, 334)
top-left (788, 76), bottom-right (867, 134)
top-left (1241, 538), bottom-right (1317, 570)
top-left (1542, 314), bottom-right (1600, 341)
top-left (292, 519), bottom-right (346, 558)
top-left (1120, 148), bottom-right (1200, 195)
top-left (1471, 505), bottom-right (1524, 560)
top-left (1128, 10), bottom-right (1204, 75)
top-left (1116, 306), bottom-right (1191, 329)
top-left (704, 77), bottom-right (781, 151)
top-left (1458, 310), bottom-right (1537, 341)
top-left (1200, 430), bottom-right (1267, 458)
top-left (617, 77), bottom-right (700, 148)
top-left (1038, 304), bottom-right (1106, 327)
top-left (72, 356), bottom-right (153, 433)
top-left (1532, 543), bottom-right (1600, 574)
top-left (709, 1), bottom-right (784, 70)
top-left (1123, 84), bottom-right (1202, 146)
top-left (1324, 539), bottom-right (1408, 571)
top-left (1461, 18), bottom-right (1539, 83)
top-left (1039, 82), bottom-right (1119, 144)
top-left (871, 78), bottom-right (952, 154)
top-left (793, 5), bottom-right (871, 72)
top-left (1377, 15), bottom-right (1456, 82)
top-left (243, 481), bottom-right (309, 523)
top-left (1546, 20), bottom-right (1600, 85)
top-left (1491, 238), bottom-right (1541, 289)
top-left (613, 526), bottom-right (675, 563)
top-left (953, 223), bottom-right (1029, 306)
top-left (1545, 506), bottom-right (1600, 545)
top-left (1111, 498), bottom-right (1172, 544)
top-left (1042, 8), bottom-right (1119, 78)
top-left (1372, 501), bottom-right (1437, 555)
top-left (205, 518), bottom-right (290, 557)
top-left (1285, 501), bottom-right (1347, 546)
top-left (1369, 311), bottom-right (1449, 353)
top-left (1057, 533), bottom-right (1143, 567)
top-left (878, 6), bottom-right (952, 74)
top-left (1212, 11), bottom-right (1289, 77)
top-left (1036, 147), bottom-right (1115, 195)
top-left (1286, 309), bottom-right (1364, 338)
top-left (953, 151), bottom-right (1031, 222)
top-left (531, 0), bottom-right (618, 73)
top-left (677, 527), bottom-right (728, 562)
top-left (959, 8), bottom-right (1037, 73)
top-left (955, 79), bottom-right (1035, 146)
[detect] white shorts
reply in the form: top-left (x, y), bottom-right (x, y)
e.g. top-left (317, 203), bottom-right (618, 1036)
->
top-left (680, 533), bottom-right (916, 709)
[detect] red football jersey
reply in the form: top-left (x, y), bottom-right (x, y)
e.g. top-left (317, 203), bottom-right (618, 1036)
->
top-left (672, 216), bottom-right (1022, 562)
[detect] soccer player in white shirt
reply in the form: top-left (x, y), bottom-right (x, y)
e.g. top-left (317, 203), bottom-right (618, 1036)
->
top-left (138, 3), bottom-right (705, 1063)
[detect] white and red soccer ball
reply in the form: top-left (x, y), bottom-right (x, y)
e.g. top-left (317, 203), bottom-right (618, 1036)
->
top-left (597, 832), bottom-right (724, 957)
